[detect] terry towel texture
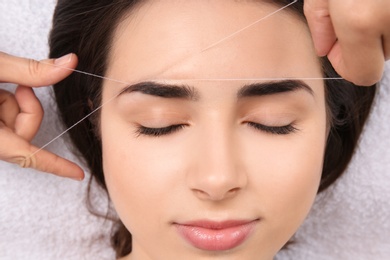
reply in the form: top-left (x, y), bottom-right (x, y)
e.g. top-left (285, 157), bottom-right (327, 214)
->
top-left (0, 1), bottom-right (389, 259)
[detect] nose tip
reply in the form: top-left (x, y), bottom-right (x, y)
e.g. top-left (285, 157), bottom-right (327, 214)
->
top-left (188, 166), bottom-right (247, 201)
top-left (187, 126), bottom-right (247, 202)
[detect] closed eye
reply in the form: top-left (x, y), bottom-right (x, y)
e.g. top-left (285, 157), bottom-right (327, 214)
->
top-left (135, 124), bottom-right (187, 137)
top-left (247, 122), bottom-right (298, 135)
top-left (134, 122), bottom-right (297, 137)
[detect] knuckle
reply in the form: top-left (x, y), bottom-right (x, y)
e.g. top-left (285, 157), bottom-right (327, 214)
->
top-left (10, 154), bottom-right (37, 169)
top-left (304, 3), bottom-right (328, 21)
top-left (27, 58), bottom-right (42, 83)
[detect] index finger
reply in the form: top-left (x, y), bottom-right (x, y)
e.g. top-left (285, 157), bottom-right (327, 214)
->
top-left (304, 0), bottom-right (337, 57)
top-left (0, 52), bottom-right (78, 87)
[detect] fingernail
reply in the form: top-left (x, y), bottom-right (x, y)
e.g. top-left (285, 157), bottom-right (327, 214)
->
top-left (54, 53), bottom-right (73, 66)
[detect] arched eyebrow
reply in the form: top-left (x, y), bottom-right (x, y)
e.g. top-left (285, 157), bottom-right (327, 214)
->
top-left (118, 81), bottom-right (199, 100)
top-left (237, 80), bottom-right (314, 98)
top-left (118, 79), bottom-right (314, 100)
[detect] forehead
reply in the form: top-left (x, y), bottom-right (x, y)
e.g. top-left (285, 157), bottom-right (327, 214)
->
top-left (106, 0), bottom-right (322, 84)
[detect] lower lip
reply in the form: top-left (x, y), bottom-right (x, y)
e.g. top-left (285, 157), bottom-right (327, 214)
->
top-left (174, 220), bottom-right (258, 251)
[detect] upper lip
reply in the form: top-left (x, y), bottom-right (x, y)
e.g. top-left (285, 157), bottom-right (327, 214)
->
top-left (174, 219), bottom-right (260, 229)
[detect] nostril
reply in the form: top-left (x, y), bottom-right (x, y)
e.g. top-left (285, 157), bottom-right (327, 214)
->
top-left (225, 188), bottom-right (240, 198)
top-left (193, 189), bottom-right (209, 199)
top-left (191, 187), bottom-right (241, 201)
top-left (228, 188), bottom-right (240, 194)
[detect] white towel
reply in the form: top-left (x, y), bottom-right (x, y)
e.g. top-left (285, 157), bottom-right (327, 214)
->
top-left (276, 61), bottom-right (390, 259)
top-left (0, 1), bottom-right (114, 259)
top-left (0, 1), bottom-right (389, 259)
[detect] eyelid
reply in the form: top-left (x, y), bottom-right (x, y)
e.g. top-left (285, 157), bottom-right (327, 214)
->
top-left (246, 122), bottom-right (298, 135)
top-left (242, 117), bottom-right (296, 129)
top-left (240, 107), bottom-right (299, 126)
top-left (134, 124), bottom-right (187, 137)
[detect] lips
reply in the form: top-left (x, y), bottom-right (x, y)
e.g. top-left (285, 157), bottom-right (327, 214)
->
top-left (174, 219), bottom-right (258, 251)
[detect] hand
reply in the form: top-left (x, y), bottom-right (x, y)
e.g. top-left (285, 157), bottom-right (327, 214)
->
top-left (0, 52), bottom-right (84, 180)
top-left (304, 0), bottom-right (390, 86)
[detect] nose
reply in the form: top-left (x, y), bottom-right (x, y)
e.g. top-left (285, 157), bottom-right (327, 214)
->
top-left (187, 128), bottom-right (247, 201)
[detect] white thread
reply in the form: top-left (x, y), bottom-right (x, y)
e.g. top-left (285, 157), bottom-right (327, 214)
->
top-left (42, 56), bottom-right (343, 85)
top-left (41, 60), bottom-right (347, 85)
top-left (155, 77), bottom-right (343, 81)
top-left (29, 94), bottom-right (119, 158)
top-left (32, 1), bottom-right (341, 159)
top-left (40, 61), bottom-right (131, 85)
top-left (201, 0), bottom-right (298, 52)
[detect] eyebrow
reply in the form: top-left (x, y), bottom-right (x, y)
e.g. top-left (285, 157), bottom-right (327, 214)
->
top-left (237, 80), bottom-right (314, 98)
top-left (118, 81), bottom-right (199, 100)
top-left (118, 79), bottom-right (314, 100)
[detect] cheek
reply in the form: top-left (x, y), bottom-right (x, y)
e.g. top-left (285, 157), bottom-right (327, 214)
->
top-left (255, 136), bottom-right (324, 214)
top-left (100, 115), bottom-right (184, 235)
top-left (242, 116), bottom-right (327, 245)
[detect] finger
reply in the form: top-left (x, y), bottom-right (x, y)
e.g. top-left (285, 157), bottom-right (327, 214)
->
top-left (327, 11), bottom-right (385, 86)
top-left (23, 146), bottom-right (85, 181)
top-left (0, 125), bottom-right (84, 180)
top-left (13, 148), bottom-right (85, 181)
top-left (328, 39), bottom-right (384, 86)
top-left (304, 0), bottom-right (337, 56)
top-left (0, 89), bottom-right (19, 129)
top-left (14, 86), bottom-right (43, 141)
top-left (0, 52), bottom-right (78, 87)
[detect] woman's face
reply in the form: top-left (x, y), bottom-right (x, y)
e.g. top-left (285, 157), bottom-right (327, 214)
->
top-left (101, 1), bottom-right (327, 259)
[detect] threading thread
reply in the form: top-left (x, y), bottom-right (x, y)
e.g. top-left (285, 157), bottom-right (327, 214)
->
top-left (31, 0), bottom-right (342, 159)
top-left (201, 0), bottom-right (298, 52)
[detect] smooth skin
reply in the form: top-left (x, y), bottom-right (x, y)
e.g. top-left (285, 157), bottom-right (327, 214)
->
top-left (102, 1), bottom-right (326, 259)
top-left (0, 0), bottom-right (388, 177)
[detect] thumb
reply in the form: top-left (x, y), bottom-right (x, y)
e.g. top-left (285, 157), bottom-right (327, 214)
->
top-left (304, 0), bottom-right (337, 57)
top-left (0, 52), bottom-right (78, 87)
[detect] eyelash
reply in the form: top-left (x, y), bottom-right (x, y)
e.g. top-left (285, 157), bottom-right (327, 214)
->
top-left (135, 122), bottom-right (297, 137)
top-left (247, 122), bottom-right (298, 135)
top-left (135, 124), bottom-right (186, 137)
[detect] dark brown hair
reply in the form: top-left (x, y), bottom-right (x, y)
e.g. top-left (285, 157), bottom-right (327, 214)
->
top-left (49, 0), bottom-right (376, 257)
